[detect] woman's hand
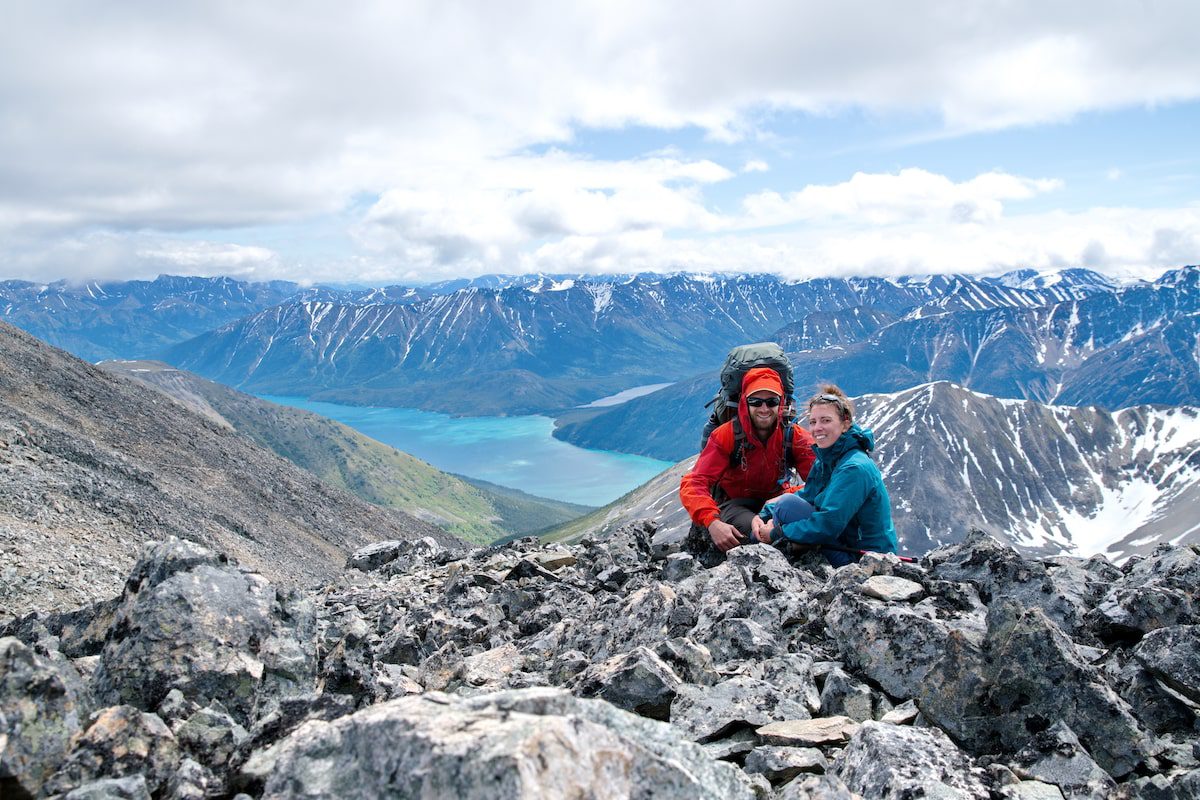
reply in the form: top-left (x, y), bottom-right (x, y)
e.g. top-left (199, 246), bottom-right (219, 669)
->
top-left (752, 516), bottom-right (775, 543)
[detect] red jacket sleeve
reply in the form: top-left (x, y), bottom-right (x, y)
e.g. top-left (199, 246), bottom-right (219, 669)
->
top-left (679, 426), bottom-right (733, 528)
top-left (792, 426), bottom-right (816, 482)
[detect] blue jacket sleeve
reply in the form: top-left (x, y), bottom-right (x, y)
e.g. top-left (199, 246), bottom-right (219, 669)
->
top-left (777, 461), bottom-right (870, 546)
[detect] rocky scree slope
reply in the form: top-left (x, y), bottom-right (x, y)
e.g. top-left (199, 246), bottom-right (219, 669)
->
top-left (0, 321), bottom-right (455, 621)
top-left (100, 360), bottom-right (589, 544)
top-left (3, 527), bottom-right (1198, 798)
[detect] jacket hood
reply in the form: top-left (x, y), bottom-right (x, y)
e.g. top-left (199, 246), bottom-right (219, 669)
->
top-left (741, 367), bottom-right (784, 400)
top-left (736, 367), bottom-right (785, 448)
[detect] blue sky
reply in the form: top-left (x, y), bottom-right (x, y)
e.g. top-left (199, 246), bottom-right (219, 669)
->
top-left (2, 1), bottom-right (1198, 285)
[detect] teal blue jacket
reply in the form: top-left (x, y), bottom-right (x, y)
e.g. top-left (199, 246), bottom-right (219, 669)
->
top-left (767, 425), bottom-right (897, 554)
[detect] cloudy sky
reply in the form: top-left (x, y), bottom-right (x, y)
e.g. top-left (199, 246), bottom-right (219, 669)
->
top-left (3, 1), bottom-right (1198, 285)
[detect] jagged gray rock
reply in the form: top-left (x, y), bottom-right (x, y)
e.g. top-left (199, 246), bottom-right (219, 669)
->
top-left (93, 539), bottom-right (277, 725)
top-left (1088, 546), bottom-right (1200, 640)
top-left (1010, 721), bottom-right (1117, 799)
top-left (832, 721), bottom-right (989, 799)
top-left (62, 775), bottom-right (153, 799)
top-left (246, 688), bottom-right (757, 799)
top-left (43, 705), bottom-right (180, 797)
top-left (4, 527), bottom-right (1200, 797)
top-left (1, 636), bottom-right (89, 798)
top-left (918, 600), bottom-right (1152, 777)
top-left (570, 646), bottom-right (682, 720)
top-left (670, 675), bottom-right (812, 742)
top-left (743, 744), bottom-right (826, 784)
top-left (1134, 624), bottom-right (1200, 704)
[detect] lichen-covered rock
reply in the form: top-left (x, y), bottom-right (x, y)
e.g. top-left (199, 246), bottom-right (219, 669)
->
top-left (926, 531), bottom-right (1109, 638)
top-left (248, 688), bottom-right (757, 799)
top-left (670, 675), bottom-right (812, 742)
top-left (832, 721), bottom-right (989, 799)
top-left (1134, 624), bottom-right (1200, 704)
top-left (1088, 546), bottom-right (1200, 640)
top-left (93, 540), bottom-right (277, 725)
top-left (918, 601), bottom-right (1152, 778)
top-left (819, 667), bottom-right (886, 722)
top-left (743, 744), bottom-right (826, 785)
top-left (571, 646), bottom-right (682, 720)
top-left (61, 774), bottom-right (152, 799)
top-left (44, 705), bottom-right (180, 797)
top-left (175, 702), bottom-right (249, 770)
top-left (824, 589), bottom-right (969, 700)
top-left (0, 636), bottom-right (87, 798)
top-left (1010, 722), bottom-right (1117, 800)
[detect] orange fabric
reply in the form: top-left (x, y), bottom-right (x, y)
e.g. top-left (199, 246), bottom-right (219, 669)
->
top-left (679, 368), bottom-right (815, 528)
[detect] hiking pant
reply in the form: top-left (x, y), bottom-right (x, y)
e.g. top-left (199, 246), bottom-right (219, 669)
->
top-left (765, 493), bottom-right (858, 567)
top-left (684, 497), bottom-right (765, 567)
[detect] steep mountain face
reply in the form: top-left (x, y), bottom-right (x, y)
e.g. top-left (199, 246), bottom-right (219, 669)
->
top-left (162, 272), bottom-right (1105, 415)
top-left (102, 360), bottom-right (589, 544)
top-left (0, 322), bottom-right (454, 621)
top-left (549, 383), bottom-right (1200, 562)
top-left (559, 266), bottom-right (1200, 459)
top-left (0, 275), bottom-right (308, 361)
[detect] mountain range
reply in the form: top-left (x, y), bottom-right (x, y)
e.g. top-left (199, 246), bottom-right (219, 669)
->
top-left (156, 270), bottom-right (1113, 415)
top-left (547, 381), bottom-right (1200, 561)
top-left (555, 265), bottom-right (1200, 461)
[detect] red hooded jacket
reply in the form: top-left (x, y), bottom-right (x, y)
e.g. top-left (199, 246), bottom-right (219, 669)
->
top-left (679, 366), bottom-right (815, 528)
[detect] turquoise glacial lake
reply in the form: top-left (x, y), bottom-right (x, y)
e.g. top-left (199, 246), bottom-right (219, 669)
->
top-left (259, 396), bottom-right (674, 507)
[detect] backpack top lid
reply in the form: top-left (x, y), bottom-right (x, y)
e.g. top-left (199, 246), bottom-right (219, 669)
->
top-left (717, 342), bottom-right (795, 405)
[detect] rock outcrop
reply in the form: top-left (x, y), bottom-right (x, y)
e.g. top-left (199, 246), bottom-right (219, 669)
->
top-left (3, 528), bottom-right (1199, 798)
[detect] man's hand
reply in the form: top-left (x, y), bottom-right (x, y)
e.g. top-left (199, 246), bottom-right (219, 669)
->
top-left (751, 515), bottom-right (775, 544)
top-left (707, 519), bottom-right (743, 552)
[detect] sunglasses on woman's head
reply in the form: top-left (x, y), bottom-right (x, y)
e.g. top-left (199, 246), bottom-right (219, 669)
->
top-left (746, 396), bottom-right (781, 408)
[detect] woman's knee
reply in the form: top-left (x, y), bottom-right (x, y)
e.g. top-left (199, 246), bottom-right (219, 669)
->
top-left (772, 493), bottom-right (815, 526)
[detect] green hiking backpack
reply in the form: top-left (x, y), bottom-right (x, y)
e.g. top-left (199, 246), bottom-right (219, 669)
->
top-left (699, 341), bottom-right (796, 451)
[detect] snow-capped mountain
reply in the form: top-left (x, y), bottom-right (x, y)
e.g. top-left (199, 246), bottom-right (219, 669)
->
top-left (0, 275), bottom-right (306, 360)
top-left (161, 271), bottom-right (1111, 415)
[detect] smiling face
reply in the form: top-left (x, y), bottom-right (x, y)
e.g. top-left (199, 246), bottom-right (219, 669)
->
top-left (746, 389), bottom-right (781, 437)
top-left (808, 401), bottom-right (851, 448)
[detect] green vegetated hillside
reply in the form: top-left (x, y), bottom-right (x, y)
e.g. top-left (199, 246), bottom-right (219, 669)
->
top-left (103, 361), bottom-right (591, 544)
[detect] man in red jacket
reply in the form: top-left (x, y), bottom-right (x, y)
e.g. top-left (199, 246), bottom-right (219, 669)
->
top-left (679, 366), bottom-right (815, 554)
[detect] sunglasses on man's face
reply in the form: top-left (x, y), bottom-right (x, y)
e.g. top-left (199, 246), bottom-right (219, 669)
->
top-left (746, 396), bottom-right (781, 408)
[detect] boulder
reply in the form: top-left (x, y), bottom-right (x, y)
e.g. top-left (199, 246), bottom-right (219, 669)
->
top-left (819, 667), bottom-right (882, 722)
top-left (1088, 545), bottom-right (1200, 641)
top-left (860, 575), bottom-right (925, 602)
top-left (247, 688), bottom-right (757, 799)
top-left (670, 675), bottom-right (812, 742)
top-left (824, 590), bottom-right (965, 700)
top-left (61, 775), bottom-right (152, 799)
top-left (926, 531), bottom-right (1107, 638)
top-left (570, 646), bottom-right (682, 720)
top-left (1, 636), bottom-right (87, 799)
top-left (44, 705), bottom-right (180, 797)
top-left (918, 601), bottom-right (1151, 778)
top-left (1134, 624), bottom-right (1200, 704)
top-left (1010, 721), bottom-right (1117, 800)
top-left (93, 540), bottom-right (277, 725)
top-left (832, 721), bottom-right (989, 799)
top-left (743, 745), bottom-right (827, 784)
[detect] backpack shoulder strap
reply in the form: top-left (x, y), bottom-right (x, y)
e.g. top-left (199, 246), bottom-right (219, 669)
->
top-left (729, 416), bottom-right (748, 470)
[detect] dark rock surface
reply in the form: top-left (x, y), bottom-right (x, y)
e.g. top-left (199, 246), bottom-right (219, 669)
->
top-left (3, 530), bottom-right (1200, 798)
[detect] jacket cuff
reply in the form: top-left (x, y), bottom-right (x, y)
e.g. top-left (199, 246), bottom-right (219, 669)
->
top-left (699, 510), bottom-right (719, 528)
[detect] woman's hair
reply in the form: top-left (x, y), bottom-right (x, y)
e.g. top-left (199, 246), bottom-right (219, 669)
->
top-left (807, 384), bottom-right (854, 422)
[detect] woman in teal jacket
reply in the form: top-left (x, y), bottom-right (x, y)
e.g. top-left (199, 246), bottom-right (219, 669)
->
top-left (752, 384), bottom-right (897, 566)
